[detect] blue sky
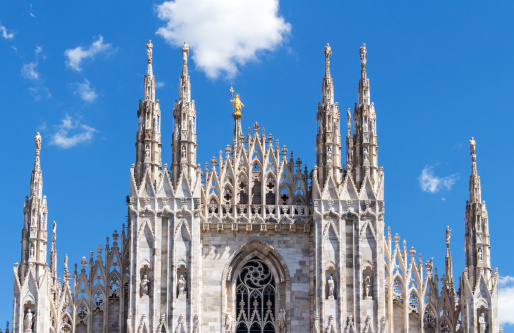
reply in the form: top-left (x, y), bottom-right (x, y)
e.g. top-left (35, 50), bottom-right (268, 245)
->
top-left (1, 0), bottom-right (514, 329)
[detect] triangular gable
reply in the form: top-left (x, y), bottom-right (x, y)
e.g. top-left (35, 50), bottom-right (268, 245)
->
top-left (321, 174), bottom-right (338, 200)
top-left (174, 169), bottom-right (192, 198)
top-left (339, 176), bottom-right (358, 200)
top-left (359, 175), bottom-right (376, 201)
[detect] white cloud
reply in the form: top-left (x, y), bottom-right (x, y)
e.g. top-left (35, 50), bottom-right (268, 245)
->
top-left (156, 0), bottom-right (291, 79)
top-left (22, 62), bottom-right (40, 80)
top-left (74, 79), bottom-right (98, 102)
top-left (50, 115), bottom-right (97, 149)
top-left (0, 23), bottom-right (14, 40)
top-left (28, 86), bottom-right (51, 101)
top-left (64, 35), bottom-right (114, 71)
top-left (419, 165), bottom-right (458, 194)
top-left (155, 81), bottom-right (165, 88)
top-left (499, 275), bottom-right (514, 326)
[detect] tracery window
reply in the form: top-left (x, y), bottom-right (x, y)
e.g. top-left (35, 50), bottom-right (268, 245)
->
top-left (236, 258), bottom-right (276, 333)
top-left (424, 306), bottom-right (436, 327)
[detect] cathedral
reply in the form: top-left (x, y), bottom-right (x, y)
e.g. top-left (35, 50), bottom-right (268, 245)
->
top-left (11, 41), bottom-right (500, 333)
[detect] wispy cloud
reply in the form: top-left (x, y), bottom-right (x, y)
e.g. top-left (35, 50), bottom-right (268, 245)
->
top-left (74, 79), bottom-right (98, 102)
top-left (0, 23), bottom-right (14, 40)
top-left (155, 81), bottom-right (165, 89)
top-left (156, 0), bottom-right (291, 79)
top-left (419, 165), bottom-right (458, 194)
top-left (499, 276), bottom-right (514, 326)
top-left (64, 35), bottom-right (114, 71)
top-left (49, 114), bottom-right (97, 149)
top-left (21, 46), bottom-right (43, 80)
top-left (22, 46), bottom-right (50, 100)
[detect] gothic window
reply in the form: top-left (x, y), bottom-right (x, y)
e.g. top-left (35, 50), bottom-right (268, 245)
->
top-left (236, 258), bottom-right (276, 333)
top-left (424, 306), bottom-right (436, 328)
top-left (393, 277), bottom-right (403, 302)
top-left (77, 304), bottom-right (88, 324)
top-left (408, 292), bottom-right (418, 313)
top-left (60, 315), bottom-right (72, 333)
top-left (440, 321), bottom-right (451, 333)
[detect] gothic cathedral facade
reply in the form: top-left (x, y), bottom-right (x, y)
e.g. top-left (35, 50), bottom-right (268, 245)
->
top-left (12, 42), bottom-right (499, 333)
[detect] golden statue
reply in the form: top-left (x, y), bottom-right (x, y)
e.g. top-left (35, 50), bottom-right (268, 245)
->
top-left (230, 93), bottom-right (244, 117)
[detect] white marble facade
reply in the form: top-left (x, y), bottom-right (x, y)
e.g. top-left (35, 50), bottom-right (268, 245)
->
top-left (11, 42), bottom-right (499, 333)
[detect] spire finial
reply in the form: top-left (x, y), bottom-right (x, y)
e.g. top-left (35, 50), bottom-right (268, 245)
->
top-left (34, 132), bottom-right (41, 156)
top-left (230, 91), bottom-right (244, 117)
top-left (182, 41), bottom-right (189, 65)
top-left (360, 43), bottom-right (367, 67)
top-left (446, 226), bottom-right (451, 249)
top-left (469, 137), bottom-right (476, 160)
top-left (146, 40), bottom-right (153, 64)
top-left (324, 43), bottom-right (332, 78)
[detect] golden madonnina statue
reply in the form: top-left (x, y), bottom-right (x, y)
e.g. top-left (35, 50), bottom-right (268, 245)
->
top-left (231, 93), bottom-right (244, 117)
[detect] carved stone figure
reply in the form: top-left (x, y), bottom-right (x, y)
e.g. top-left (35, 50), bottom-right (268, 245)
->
top-left (313, 316), bottom-right (320, 333)
top-left (478, 313), bottom-right (486, 333)
top-left (146, 40), bottom-right (153, 64)
top-left (224, 308), bottom-right (232, 333)
top-left (446, 226), bottom-right (451, 246)
top-left (193, 315), bottom-right (199, 333)
top-left (24, 309), bottom-right (34, 332)
top-left (178, 274), bottom-right (187, 296)
top-left (140, 274), bottom-right (150, 297)
top-left (364, 148), bottom-right (369, 162)
top-left (30, 245), bottom-right (35, 258)
top-left (327, 275), bottom-right (335, 299)
top-left (478, 248), bottom-right (483, 262)
top-left (34, 132), bottom-right (41, 152)
top-left (278, 309), bottom-right (287, 333)
top-left (364, 275), bottom-right (372, 299)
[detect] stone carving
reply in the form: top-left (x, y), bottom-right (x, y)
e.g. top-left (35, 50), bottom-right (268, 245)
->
top-left (24, 309), bottom-right (34, 332)
top-left (192, 315), bottom-right (199, 333)
top-left (327, 275), bottom-right (335, 299)
top-left (313, 316), bottom-right (320, 333)
top-left (364, 275), bottom-right (373, 299)
top-left (140, 274), bottom-right (150, 297)
top-left (30, 245), bottom-right (34, 258)
top-left (478, 248), bottom-right (483, 262)
top-left (178, 274), bottom-right (187, 296)
top-left (224, 308), bottom-right (232, 333)
top-left (364, 148), bottom-right (369, 162)
top-left (362, 316), bottom-right (372, 333)
top-left (146, 40), bottom-right (153, 64)
top-left (174, 314), bottom-right (185, 333)
top-left (325, 315), bottom-right (335, 333)
top-left (446, 226), bottom-right (451, 246)
top-left (345, 315), bottom-right (355, 333)
top-left (34, 132), bottom-right (41, 152)
top-left (479, 313), bottom-right (486, 333)
top-left (278, 309), bottom-right (287, 333)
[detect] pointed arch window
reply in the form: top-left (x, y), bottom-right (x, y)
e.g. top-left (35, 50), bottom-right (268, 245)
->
top-left (236, 258), bottom-right (276, 333)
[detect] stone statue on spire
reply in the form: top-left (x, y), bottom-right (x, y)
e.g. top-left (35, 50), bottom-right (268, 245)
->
top-left (34, 132), bottom-right (41, 154)
top-left (446, 226), bottom-right (451, 247)
top-left (324, 43), bottom-right (332, 62)
top-left (470, 137), bottom-right (476, 155)
top-left (360, 43), bottom-right (367, 66)
top-left (146, 40), bottom-right (153, 64)
top-left (182, 41), bottom-right (189, 65)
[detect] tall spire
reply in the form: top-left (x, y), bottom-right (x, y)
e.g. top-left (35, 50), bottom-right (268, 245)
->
top-left (135, 40), bottom-right (162, 187)
top-left (172, 41), bottom-right (198, 187)
top-left (464, 137), bottom-right (492, 288)
top-left (19, 132), bottom-right (49, 280)
top-left (445, 226), bottom-right (454, 285)
top-left (347, 43), bottom-right (380, 188)
top-left (316, 43), bottom-right (342, 185)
